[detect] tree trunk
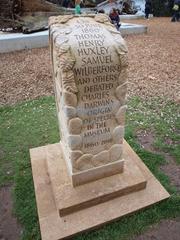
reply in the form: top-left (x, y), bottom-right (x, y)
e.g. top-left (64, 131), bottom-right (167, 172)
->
top-left (21, 0), bottom-right (63, 12)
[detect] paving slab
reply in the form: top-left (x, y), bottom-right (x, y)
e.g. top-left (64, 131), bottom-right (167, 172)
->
top-left (0, 23), bottom-right (147, 53)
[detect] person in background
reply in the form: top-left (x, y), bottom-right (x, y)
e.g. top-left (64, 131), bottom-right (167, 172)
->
top-left (62, 0), bottom-right (70, 8)
top-left (109, 8), bottom-right (121, 30)
top-left (75, 0), bottom-right (81, 14)
top-left (145, 0), bottom-right (152, 19)
top-left (171, 0), bottom-right (180, 22)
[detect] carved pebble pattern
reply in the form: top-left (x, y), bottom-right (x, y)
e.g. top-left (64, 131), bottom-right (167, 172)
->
top-left (75, 154), bottom-right (94, 171)
top-left (70, 150), bottom-right (83, 161)
top-left (64, 106), bottom-right (76, 119)
top-left (115, 82), bottom-right (127, 104)
top-left (112, 126), bottom-right (124, 144)
top-left (55, 29), bottom-right (83, 159)
top-left (68, 135), bottom-right (82, 150)
top-left (52, 15), bottom-right (128, 172)
top-left (115, 105), bottom-right (127, 125)
top-left (109, 144), bottom-right (123, 162)
top-left (69, 118), bottom-right (83, 135)
top-left (93, 150), bottom-right (109, 167)
top-left (70, 150), bottom-right (83, 169)
top-left (63, 91), bottom-right (77, 107)
top-left (118, 69), bottom-right (128, 85)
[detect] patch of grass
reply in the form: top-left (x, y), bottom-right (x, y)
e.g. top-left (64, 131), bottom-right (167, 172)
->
top-left (0, 96), bottom-right (179, 240)
top-left (0, 96), bottom-right (59, 239)
top-left (124, 127), bottom-right (176, 194)
top-left (127, 97), bottom-right (180, 164)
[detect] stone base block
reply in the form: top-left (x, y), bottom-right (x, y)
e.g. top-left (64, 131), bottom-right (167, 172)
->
top-left (30, 140), bottom-right (170, 240)
top-left (70, 158), bottom-right (124, 187)
top-left (46, 143), bottom-right (146, 216)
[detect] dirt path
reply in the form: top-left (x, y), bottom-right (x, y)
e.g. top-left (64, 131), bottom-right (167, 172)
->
top-left (137, 130), bottom-right (180, 191)
top-left (0, 186), bottom-right (22, 240)
top-left (133, 218), bottom-right (180, 240)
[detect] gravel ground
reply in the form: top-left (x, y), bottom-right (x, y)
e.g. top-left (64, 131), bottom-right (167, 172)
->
top-left (0, 17), bottom-right (179, 106)
top-left (126, 17), bottom-right (180, 102)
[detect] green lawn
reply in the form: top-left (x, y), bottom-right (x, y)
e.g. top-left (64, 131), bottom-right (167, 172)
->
top-left (0, 96), bottom-right (179, 240)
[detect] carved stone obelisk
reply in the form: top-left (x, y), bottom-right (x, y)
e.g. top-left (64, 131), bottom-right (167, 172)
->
top-left (50, 14), bottom-right (128, 186)
top-left (30, 14), bottom-right (169, 240)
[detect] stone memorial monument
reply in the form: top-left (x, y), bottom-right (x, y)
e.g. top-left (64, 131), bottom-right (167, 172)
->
top-left (50, 14), bottom-right (129, 187)
top-left (30, 14), bottom-right (169, 240)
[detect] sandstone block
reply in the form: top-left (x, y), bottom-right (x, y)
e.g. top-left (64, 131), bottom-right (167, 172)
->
top-left (69, 118), bottom-right (83, 134)
top-left (63, 91), bottom-right (77, 107)
top-left (68, 135), bottom-right (82, 150)
top-left (115, 105), bottom-right (127, 125)
top-left (115, 82), bottom-right (127, 104)
top-left (75, 154), bottom-right (94, 171)
top-left (93, 150), bottom-right (109, 167)
top-left (109, 144), bottom-right (123, 162)
top-left (70, 150), bottom-right (83, 164)
top-left (112, 126), bottom-right (124, 144)
top-left (64, 106), bottom-right (76, 119)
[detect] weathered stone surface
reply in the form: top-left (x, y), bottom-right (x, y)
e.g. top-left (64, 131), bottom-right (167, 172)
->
top-left (112, 126), bottom-right (124, 144)
top-left (75, 154), bottom-right (94, 171)
top-left (69, 118), bottom-right (83, 134)
top-left (118, 69), bottom-right (128, 85)
top-left (70, 150), bottom-right (83, 165)
top-left (63, 91), bottom-right (77, 107)
top-left (93, 150), bottom-right (109, 167)
top-left (115, 105), bottom-right (127, 125)
top-left (109, 144), bottom-right (123, 162)
top-left (68, 135), bottom-right (82, 150)
top-left (50, 15), bottom-right (128, 175)
top-left (115, 82), bottom-right (127, 104)
top-left (120, 54), bottom-right (128, 68)
top-left (111, 99), bottom-right (121, 114)
top-left (64, 106), bottom-right (76, 119)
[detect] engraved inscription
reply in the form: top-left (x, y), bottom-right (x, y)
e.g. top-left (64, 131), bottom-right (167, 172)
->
top-left (70, 22), bottom-right (121, 154)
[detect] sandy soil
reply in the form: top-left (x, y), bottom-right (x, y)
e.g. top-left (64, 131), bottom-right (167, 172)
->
top-left (133, 218), bottom-right (180, 240)
top-left (0, 17), bottom-right (180, 106)
top-left (125, 17), bottom-right (180, 102)
top-left (0, 186), bottom-right (22, 240)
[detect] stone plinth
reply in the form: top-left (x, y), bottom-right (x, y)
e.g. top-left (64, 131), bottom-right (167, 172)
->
top-left (46, 143), bottom-right (147, 216)
top-left (49, 14), bottom-right (128, 186)
top-left (30, 140), bottom-right (170, 240)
